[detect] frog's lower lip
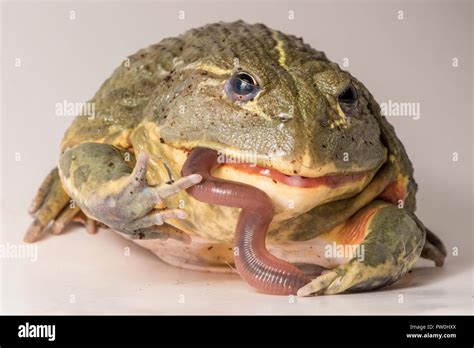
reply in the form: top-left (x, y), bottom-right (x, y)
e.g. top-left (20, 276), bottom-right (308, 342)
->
top-left (222, 162), bottom-right (370, 189)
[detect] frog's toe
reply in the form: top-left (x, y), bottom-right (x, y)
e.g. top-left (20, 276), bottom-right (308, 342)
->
top-left (297, 271), bottom-right (339, 296)
top-left (24, 168), bottom-right (70, 243)
top-left (51, 209), bottom-right (102, 235)
top-left (125, 209), bottom-right (188, 230)
top-left (28, 168), bottom-right (58, 215)
top-left (81, 213), bottom-right (102, 234)
top-left (50, 206), bottom-right (81, 235)
top-left (153, 174), bottom-right (202, 202)
top-left (24, 221), bottom-right (44, 243)
top-left (297, 260), bottom-right (391, 296)
top-left (298, 261), bottom-right (370, 296)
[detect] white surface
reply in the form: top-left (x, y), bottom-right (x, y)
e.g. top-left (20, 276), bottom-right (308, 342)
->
top-left (1, 225), bottom-right (472, 315)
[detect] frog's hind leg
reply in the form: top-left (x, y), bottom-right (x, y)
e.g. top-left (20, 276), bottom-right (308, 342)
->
top-left (25, 168), bottom-right (101, 242)
top-left (24, 168), bottom-right (71, 242)
top-left (297, 200), bottom-right (425, 296)
top-left (28, 168), bottom-right (60, 215)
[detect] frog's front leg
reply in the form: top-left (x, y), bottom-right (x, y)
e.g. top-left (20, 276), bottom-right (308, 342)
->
top-left (58, 142), bottom-right (201, 242)
top-left (297, 200), bottom-right (425, 296)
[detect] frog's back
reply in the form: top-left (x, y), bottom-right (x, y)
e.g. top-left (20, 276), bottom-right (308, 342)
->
top-left (60, 35), bottom-right (189, 151)
top-left (60, 21), bottom-right (327, 152)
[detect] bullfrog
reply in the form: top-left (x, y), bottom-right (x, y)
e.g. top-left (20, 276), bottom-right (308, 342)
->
top-left (25, 21), bottom-right (446, 296)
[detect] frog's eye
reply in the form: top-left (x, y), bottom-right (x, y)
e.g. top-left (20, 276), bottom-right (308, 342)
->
top-left (337, 84), bottom-right (358, 116)
top-left (225, 72), bottom-right (260, 102)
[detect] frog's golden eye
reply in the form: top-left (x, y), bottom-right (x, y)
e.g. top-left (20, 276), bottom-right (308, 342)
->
top-left (337, 84), bottom-right (358, 116)
top-left (224, 72), bottom-right (260, 102)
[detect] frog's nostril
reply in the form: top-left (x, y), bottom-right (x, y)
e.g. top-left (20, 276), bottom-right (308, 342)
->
top-left (277, 112), bottom-right (293, 123)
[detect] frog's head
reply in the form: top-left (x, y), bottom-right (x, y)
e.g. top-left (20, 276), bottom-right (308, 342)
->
top-left (142, 21), bottom-right (388, 218)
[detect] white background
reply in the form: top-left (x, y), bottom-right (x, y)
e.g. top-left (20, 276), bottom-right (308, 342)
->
top-left (1, 0), bottom-right (472, 314)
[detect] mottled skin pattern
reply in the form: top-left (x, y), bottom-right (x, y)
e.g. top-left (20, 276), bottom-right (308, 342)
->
top-left (26, 21), bottom-right (446, 296)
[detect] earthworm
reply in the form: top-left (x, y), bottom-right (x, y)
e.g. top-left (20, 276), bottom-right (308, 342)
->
top-left (182, 147), bottom-right (311, 295)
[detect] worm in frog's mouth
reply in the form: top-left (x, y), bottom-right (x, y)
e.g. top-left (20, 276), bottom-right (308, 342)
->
top-left (182, 147), bottom-right (314, 295)
top-left (178, 147), bottom-right (372, 189)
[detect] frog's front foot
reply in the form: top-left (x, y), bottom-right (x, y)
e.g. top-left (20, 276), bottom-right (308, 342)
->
top-left (58, 142), bottom-right (201, 243)
top-left (297, 201), bottom-right (426, 296)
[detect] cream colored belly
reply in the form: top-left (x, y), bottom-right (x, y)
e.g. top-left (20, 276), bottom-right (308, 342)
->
top-left (122, 230), bottom-right (355, 274)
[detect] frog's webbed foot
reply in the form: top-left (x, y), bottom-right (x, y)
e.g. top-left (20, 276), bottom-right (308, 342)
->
top-left (297, 201), bottom-right (425, 297)
top-left (59, 142), bottom-right (201, 243)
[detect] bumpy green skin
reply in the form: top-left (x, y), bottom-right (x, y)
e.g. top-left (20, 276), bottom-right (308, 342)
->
top-left (298, 200), bottom-right (425, 295)
top-left (49, 21), bottom-right (443, 295)
top-left (62, 21), bottom-right (389, 174)
top-left (58, 143), bottom-right (143, 230)
top-left (349, 201), bottom-right (425, 291)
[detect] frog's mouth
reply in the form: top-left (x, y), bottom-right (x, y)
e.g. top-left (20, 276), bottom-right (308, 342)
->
top-left (223, 161), bottom-right (371, 189)
top-left (173, 147), bottom-right (376, 190)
